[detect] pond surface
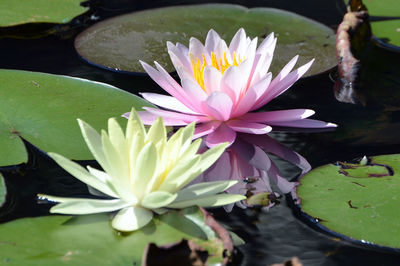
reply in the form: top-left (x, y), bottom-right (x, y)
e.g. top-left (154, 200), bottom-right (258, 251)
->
top-left (1, 0), bottom-right (400, 265)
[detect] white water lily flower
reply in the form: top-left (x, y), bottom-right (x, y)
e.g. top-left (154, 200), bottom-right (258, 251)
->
top-left (39, 109), bottom-right (245, 232)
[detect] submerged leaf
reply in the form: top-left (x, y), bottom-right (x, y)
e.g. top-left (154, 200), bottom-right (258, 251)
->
top-left (75, 4), bottom-right (336, 76)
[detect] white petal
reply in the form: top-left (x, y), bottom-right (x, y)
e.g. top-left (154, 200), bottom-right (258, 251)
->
top-left (125, 108), bottom-right (146, 146)
top-left (102, 131), bottom-right (136, 203)
top-left (111, 206), bottom-right (153, 232)
top-left (133, 142), bottom-right (158, 198)
top-left (77, 119), bottom-right (111, 173)
top-left (142, 191), bottom-right (177, 209)
top-left (205, 29), bottom-right (222, 54)
top-left (159, 156), bottom-right (201, 192)
top-left (229, 28), bottom-right (247, 55)
top-left (48, 152), bottom-right (117, 198)
top-left (175, 180), bottom-right (238, 202)
top-left (107, 118), bottom-right (126, 154)
top-left (145, 117), bottom-right (166, 146)
top-left (197, 142), bottom-right (228, 172)
top-left (168, 194), bottom-right (245, 209)
top-left (48, 197), bottom-right (129, 215)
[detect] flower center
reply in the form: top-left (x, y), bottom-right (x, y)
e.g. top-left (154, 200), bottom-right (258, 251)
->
top-left (191, 52), bottom-right (243, 92)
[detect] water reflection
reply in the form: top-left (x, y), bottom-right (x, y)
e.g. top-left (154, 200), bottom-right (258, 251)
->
top-left (195, 132), bottom-right (313, 211)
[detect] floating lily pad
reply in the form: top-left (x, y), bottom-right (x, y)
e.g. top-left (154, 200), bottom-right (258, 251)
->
top-left (296, 154), bottom-right (400, 250)
top-left (0, 0), bottom-right (88, 27)
top-left (371, 19), bottom-right (400, 47)
top-left (75, 4), bottom-right (336, 76)
top-left (0, 69), bottom-right (151, 167)
top-left (362, 0), bottom-right (400, 16)
top-left (0, 174), bottom-right (5, 206)
top-left (0, 208), bottom-right (225, 265)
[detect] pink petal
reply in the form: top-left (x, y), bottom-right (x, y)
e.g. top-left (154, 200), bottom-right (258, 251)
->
top-left (241, 134), bottom-right (311, 175)
top-left (202, 152), bottom-right (232, 182)
top-left (136, 111), bottom-right (186, 126)
top-left (189, 37), bottom-right (210, 63)
top-left (253, 59), bottom-right (313, 109)
top-left (214, 39), bottom-right (230, 62)
top-left (141, 107), bottom-right (208, 125)
top-left (193, 121), bottom-right (221, 139)
top-left (229, 28), bottom-right (247, 55)
top-left (221, 66), bottom-right (245, 104)
top-left (231, 137), bottom-right (271, 171)
top-left (205, 29), bottom-right (222, 54)
top-left (180, 77), bottom-right (208, 111)
top-left (267, 161), bottom-right (296, 193)
top-left (203, 66), bottom-right (222, 94)
top-left (232, 73), bottom-right (272, 116)
top-left (237, 56), bottom-right (255, 91)
top-left (205, 123), bottom-right (237, 147)
top-left (268, 118), bottom-right (337, 128)
top-left (167, 41), bottom-right (191, 71)
top-left (272, 55), bottom-right (299, 84)
top-left (141, 61), bottom-right (201, 114)
top-left (241, 109), bottom-right (315, 123)
top-left (140, 93), bottom-right (200, 115)
top-left (140, 61), bottom-right (186, 102)
top-left (255, 34), bottom-right (277, 77)
top-left (227, 120), bottom-right (271, 135)
top-left (203, 92), bottom-right (233, 121)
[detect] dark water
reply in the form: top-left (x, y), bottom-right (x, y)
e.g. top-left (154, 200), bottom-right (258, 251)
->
top-left (1, 0), bottom-right (400, 265)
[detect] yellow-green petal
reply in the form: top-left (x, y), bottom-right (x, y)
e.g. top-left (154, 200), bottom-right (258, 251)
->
top-left (77, 119), bottom-right (111, 173)
top-left (197, 142), bottom-right (228, 172)
top-left (48, 152), bottom-right (118, 198)
top-left (49, 198), bottom-right (129, 215)
top-left (111, 206), bottom-right (153, 232)
top-left (141, 191), bottom-right (177, 209)
top-left (133, 142), bottom-right (158, 198)
top-left (145, 117), bottom-right (166, 146)
top-left (175, 180), bottom-right (238, 202)
top-left (125, 108), bottom-right (146, 146)
top-left (168, 194), bottom-right (246, 209)
top-left (158, 156), bottom-right (200, 192)
top-left (107, 117), bottom-right (127, 156)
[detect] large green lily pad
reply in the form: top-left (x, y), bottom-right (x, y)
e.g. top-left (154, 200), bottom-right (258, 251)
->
top-left (0, 0), bottom-right (88, 27)
top-left (75, 4), bottom-right (336, 76)
top-left (362, 0), bottom-right (400, 16)
top-left (0, 69), bottom-right (151, 167)
top-left (297, 154), bottom-right (400, 249)
top-left (0, 207), bottom-right (225, 265)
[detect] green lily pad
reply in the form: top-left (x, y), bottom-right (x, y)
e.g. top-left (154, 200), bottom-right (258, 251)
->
top-left (0, 69), bottom-right (151, 167)
top-left (75, 4), bottom-right (336, 77)
top-left (297, 154), bottom-right (400, 249)
top-left (371, 19), bottom-right (400, 47)
top-left (0, 173), bottom-right (5, 206)
top-left (0, 208), bottom-right (225, 265)
top-left (0, 0), bottom-right (88, 27)
top-left (362, 0), bottom-right (400, 17)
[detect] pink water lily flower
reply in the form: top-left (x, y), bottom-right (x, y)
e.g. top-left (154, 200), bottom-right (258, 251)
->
top-left (125, 28), bottom-right (336, 147)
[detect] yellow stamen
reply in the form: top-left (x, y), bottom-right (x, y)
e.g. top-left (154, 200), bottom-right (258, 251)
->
top-left (190, 51), bottom-right (244, 92)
